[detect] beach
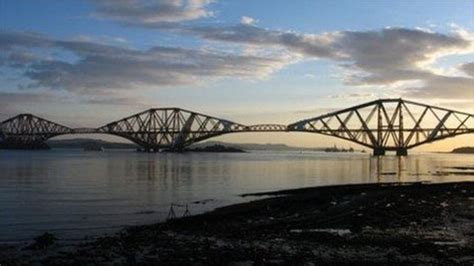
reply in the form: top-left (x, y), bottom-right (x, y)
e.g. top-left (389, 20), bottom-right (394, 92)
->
top-left (2, 181), bottom-right (473, 265)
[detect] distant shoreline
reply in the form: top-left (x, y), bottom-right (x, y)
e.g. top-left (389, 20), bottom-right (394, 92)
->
top-left (45, 138), bottom-right (366, 152)
top-left (451, 146), bottom-right (474, 154)
top-left (16, 138), bottom-right (474, 154)
top-left (185, 144), bottom-right (245, 153)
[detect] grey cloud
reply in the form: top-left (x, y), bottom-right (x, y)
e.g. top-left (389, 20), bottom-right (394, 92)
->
top-left (2, 23), bottom-right (473, 100)
top-left (0, 92), bottom-right (148, 125)
top-left (0, 91), bottom-right (53, 103)
top-left (460, 62), bottom-right (474, 77)
top-left (185, 26), bottom-right (470, 81)
top-left (335, 28), bottom-right (469, 84)
top-left (0, 51), bottom-right (38, 68)
top-left (0, 31), bottom-right (52, 49)
top-left (406, 75), bottom-right (474, 99)
top-left (0, 91), bottom-right (146, 118)
top-left (186, 24), bottom-right (340, 58)
top-left (182, 25), bottom-right (473, 99)
top-left (0, 31), bottom-right (285, 92)
top-left (0, 92), bottom-right (60, 119)
top-left (83, 96), bottom-right (144, 106)
top-left (85, 0), bottom-right (474, 99)
top-left (92, 0), bottom-right (213, 24)
top-left (329, 92), bottom-right (376, 100)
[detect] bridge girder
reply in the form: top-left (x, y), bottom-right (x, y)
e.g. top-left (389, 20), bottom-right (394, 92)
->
top-left (245, 124), bottom-right (288, 131)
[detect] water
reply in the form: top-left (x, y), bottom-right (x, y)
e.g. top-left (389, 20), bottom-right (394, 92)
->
top-left (0, 149), bottom-right (473, 241)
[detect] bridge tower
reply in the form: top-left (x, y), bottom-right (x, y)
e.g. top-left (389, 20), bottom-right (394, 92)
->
top-left (373, 100), bottom-right (408, 156)
top-left (96, 108), bottom-right (247, 152)
top-left (0, 114), bottom-right (72, 149)
top-left (288, 99), bottom-right (473, 156)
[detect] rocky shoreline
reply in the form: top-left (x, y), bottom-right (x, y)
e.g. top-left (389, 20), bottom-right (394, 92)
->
top-left (2, 182), bottom-right (473, 265)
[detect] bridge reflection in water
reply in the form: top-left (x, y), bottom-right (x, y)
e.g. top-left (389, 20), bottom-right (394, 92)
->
top-left (1, 99), bottom-right (472, 156)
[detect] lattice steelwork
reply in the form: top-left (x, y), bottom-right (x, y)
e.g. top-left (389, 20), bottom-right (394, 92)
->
top-left (0, 114), bottom-right (72, 149)
top-left (97, 108), bottom-right (248, 151)
top-left (246, 124), bottom-right (288, 131)
top-left (0, 99), bottom-right (472, 154)
top-left (288, 99), bottom-right (474, 155)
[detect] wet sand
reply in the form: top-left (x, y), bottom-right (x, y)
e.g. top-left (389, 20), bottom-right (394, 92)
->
top-left (2, 181), bottom-right (473, 265)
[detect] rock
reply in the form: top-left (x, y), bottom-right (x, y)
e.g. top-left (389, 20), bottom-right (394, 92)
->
top-left (27, 232), bottom-right (57, 250)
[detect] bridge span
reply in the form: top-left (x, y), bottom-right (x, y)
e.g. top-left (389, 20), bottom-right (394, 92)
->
top-left (1, 99), bottom-right (472, 156)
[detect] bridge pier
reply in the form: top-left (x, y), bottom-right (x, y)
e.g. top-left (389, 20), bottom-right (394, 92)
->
top-left (372, 148), bottom-right (385, 156)
top-left (396, 148), bottom-right (408, 156)
top-left (372, 147), bottom-right (408, 156)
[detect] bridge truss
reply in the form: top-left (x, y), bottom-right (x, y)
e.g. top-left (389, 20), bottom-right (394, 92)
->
top-left (96, 108), bottom-right (248, 152)
top-left (288, 99), bottom-right (473, 155)
top-left (0, 99), bottom-right (472, 155)
top-left (0, 114), bottom-right (72, 149)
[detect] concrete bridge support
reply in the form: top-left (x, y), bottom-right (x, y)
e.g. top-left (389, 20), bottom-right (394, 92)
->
top-left (396, 148), bottom-right (408, 156)
top-left (373, 147), bottom-right (408, 156)
top-left (373, 147), bottom-right (386, 156)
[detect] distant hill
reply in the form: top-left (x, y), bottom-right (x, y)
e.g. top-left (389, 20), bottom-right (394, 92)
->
top-left (45, 138), bottom-right (361, 152)
top-left (451, 147), bottom-right (474, 154)
top-left (47, 138), bottom-right (137, 149)
top-left (191, 141), bottom-right (359, 152)
top-left (191, 141), bottom-right (317, 151)
top-left (186, 144), bottom-right (245, 153)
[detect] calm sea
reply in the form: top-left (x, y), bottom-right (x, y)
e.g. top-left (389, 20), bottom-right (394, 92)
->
top-left (0, 149), bottom-right (473, 241)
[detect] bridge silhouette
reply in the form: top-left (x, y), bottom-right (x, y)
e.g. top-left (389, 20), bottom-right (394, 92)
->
top-left (1, 99), bottom-right (472, 156)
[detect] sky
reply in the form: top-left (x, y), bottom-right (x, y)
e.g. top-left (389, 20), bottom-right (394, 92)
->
top-left (0, 0), bottom-right (473, 150)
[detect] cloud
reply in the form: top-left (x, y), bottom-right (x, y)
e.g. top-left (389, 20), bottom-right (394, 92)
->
top-left (83, 1), bottom-right (474, 100)
top-left (335, 28), bottom-right (471, 83)
top-left (184, 24), bottom-right (341, 58)
top-left (180, 25), bottom-right (473, 99)
top-left (2, 24), bottom-right (473, 101)
top-left (0, 31), bottom-right (287, 93)
top-left (0, 51), bottom-right (38, 68)
top-left (0, 92), bottom-right (53, 104)
top-left (240, 16), bottom-right (257, 25)
top-left (0, 90), bottom-right (153, 120)
top-left (329, 92), bottom-right (376, 100)
top-left (405, 74), bottom-right (474, 99)
top-left (0, 91), bottom-right (144, 108)
top-left (184, 25), bottom-right (470, 75)
top-left (92, 0), bottom-right (214, 24)
top-left (0, 92), bottom-right (60, 118)
top-left (460, 62), bottom-right (474, 77)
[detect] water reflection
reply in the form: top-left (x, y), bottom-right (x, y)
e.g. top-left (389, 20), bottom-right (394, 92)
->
top-left (370, 156), bottom-right (405, 183)
top-left (0, 150), bottom-right (472, 241)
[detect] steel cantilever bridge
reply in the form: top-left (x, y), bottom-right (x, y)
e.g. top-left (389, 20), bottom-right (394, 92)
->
top-left (1, 99), bottom-right (472, 156)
